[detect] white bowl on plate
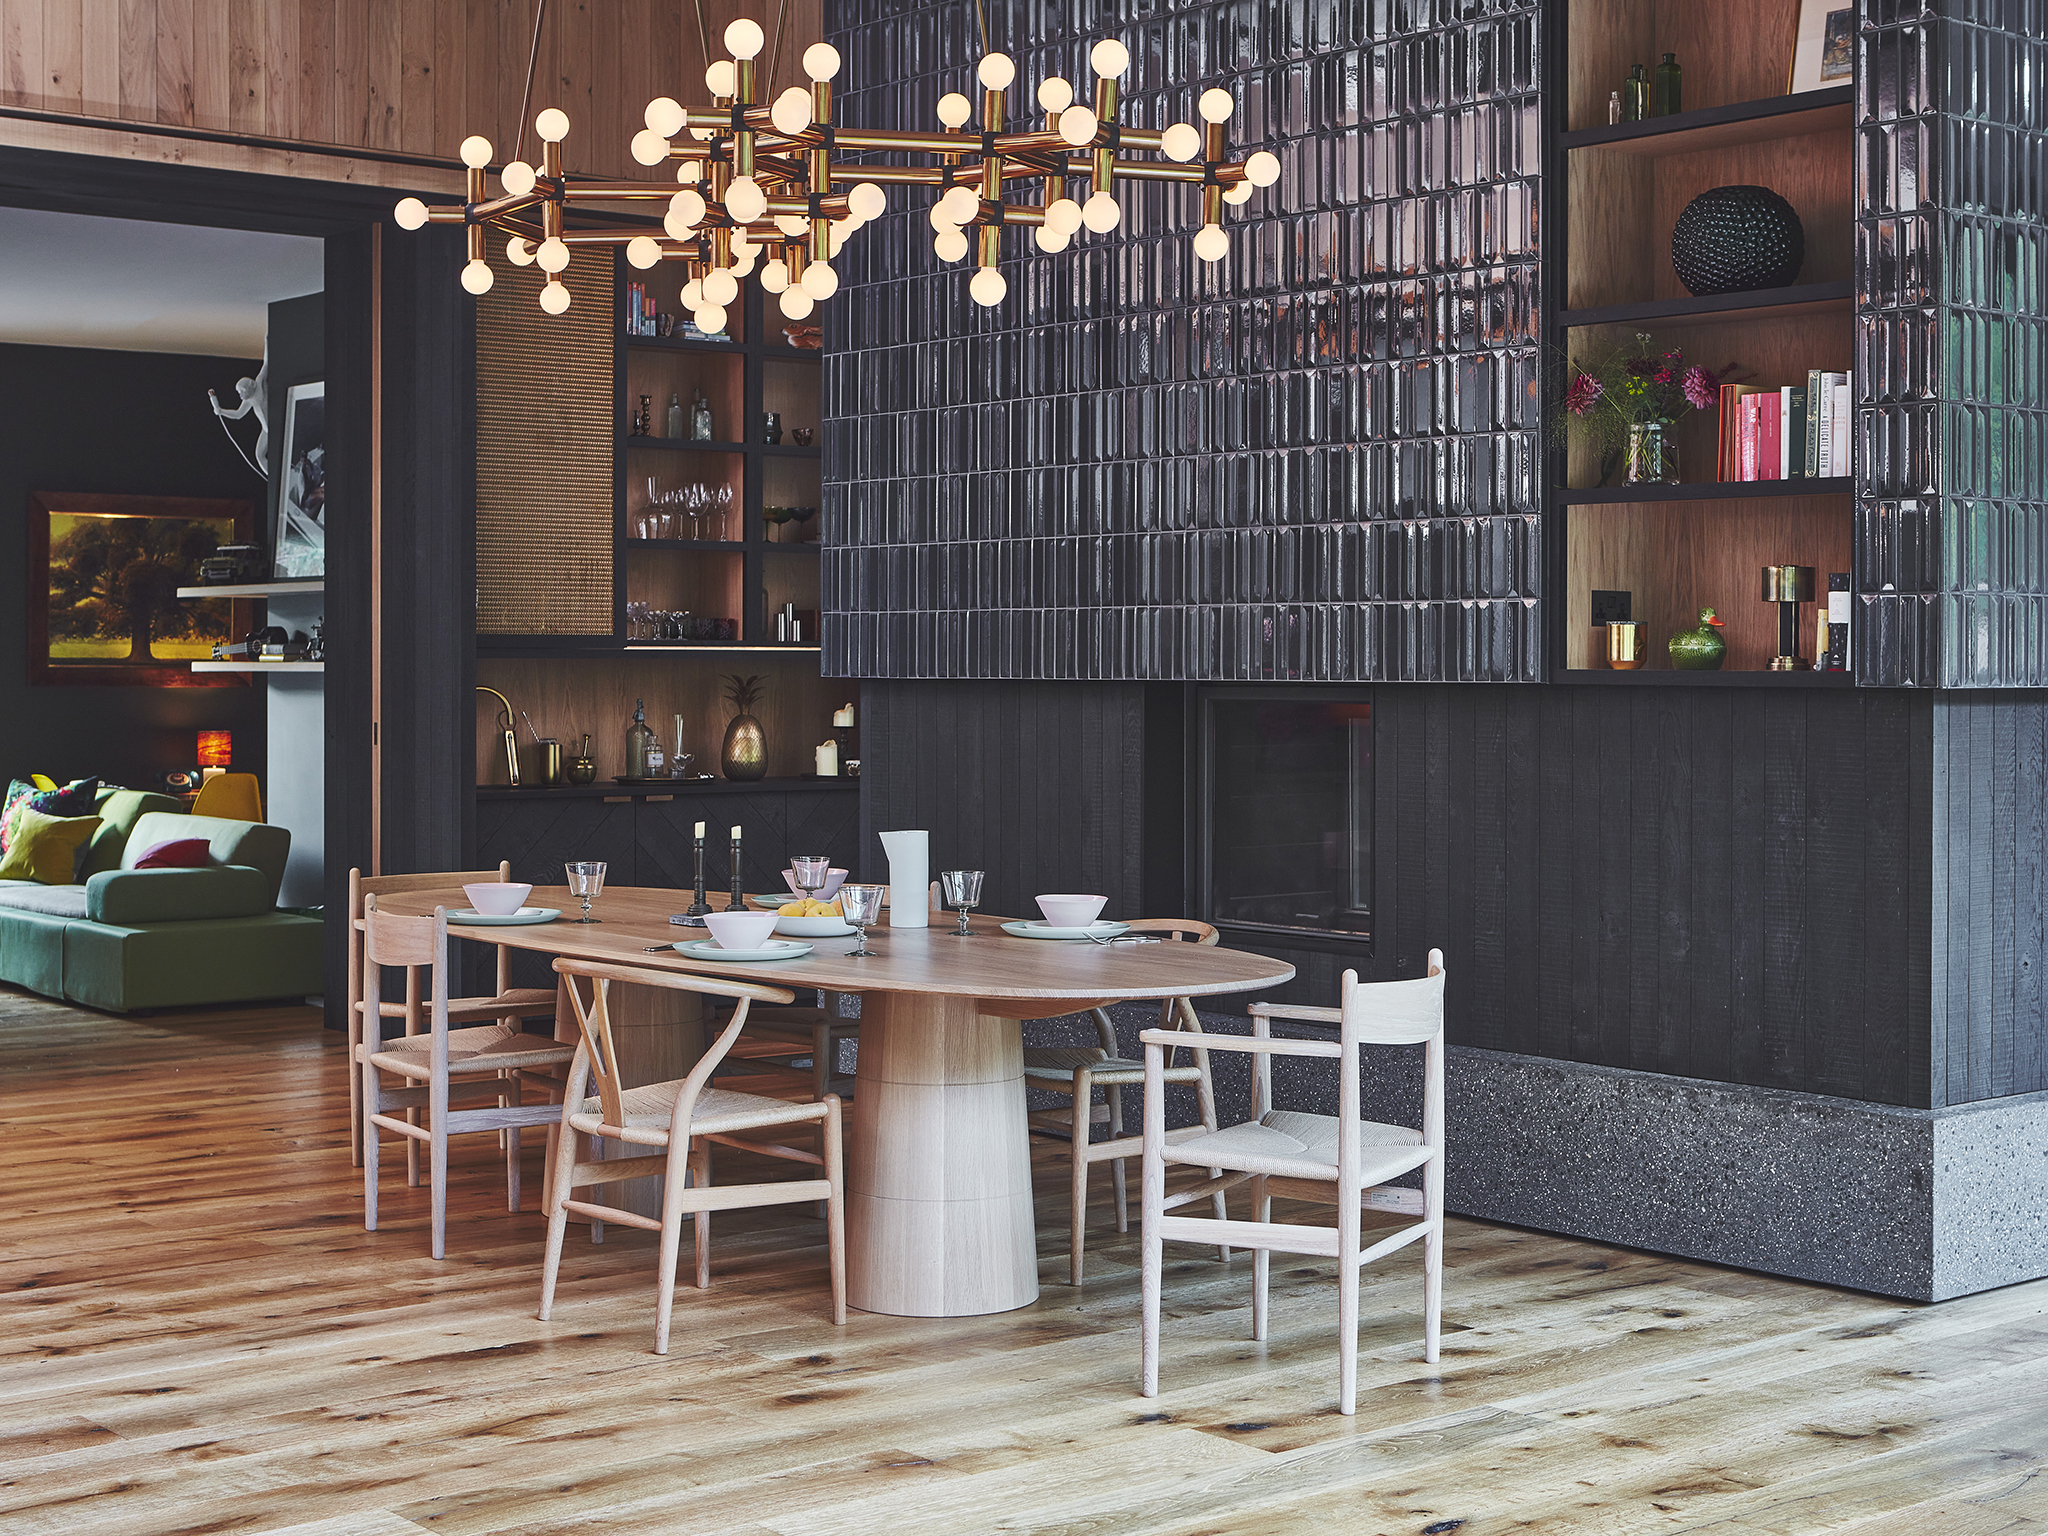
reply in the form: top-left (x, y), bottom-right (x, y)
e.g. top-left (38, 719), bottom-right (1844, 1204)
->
top-left (704, 910), bottom-right (780, 950)
top-left (783, 866), bottom-right (849, 900)
top-left (775, 913), bottom-right (856, 938)
top-left (462, 882), bottom-right (533, 916)
top-left (1036, 893), bottom-right (1107, 928)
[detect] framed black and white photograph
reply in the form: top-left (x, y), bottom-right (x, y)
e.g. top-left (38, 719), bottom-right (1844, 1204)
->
top-left (273, 380), bottom-right (325, 579)
top-left (1790, 0), bottom-right (1856, 94)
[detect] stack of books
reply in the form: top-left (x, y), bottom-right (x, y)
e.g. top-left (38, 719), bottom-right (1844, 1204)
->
top-left (625, 281), bottom-right (658, 336)
top-left (1717, 370), bottom-right (1851, 482)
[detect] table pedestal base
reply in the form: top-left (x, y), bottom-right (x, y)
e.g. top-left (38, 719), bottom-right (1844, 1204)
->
top-left (847, 991), bottom-right (1037, 1317)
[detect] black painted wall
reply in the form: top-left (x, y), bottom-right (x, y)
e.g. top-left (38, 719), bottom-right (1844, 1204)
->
top-left (0, 342), bottom-right (270, 790)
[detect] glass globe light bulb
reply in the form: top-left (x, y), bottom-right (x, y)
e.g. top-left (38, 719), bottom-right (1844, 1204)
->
top-left (1162, 122), bottom-right (1202, 161)
top-left (803, 42), bottom-right (841, 81)
top-left (671, 189), bottom-right (707, 225)
top-left (1082, 191), bottom-right (1121, 233)
top-left (977, 52), bottom-right (1015, 91)
top-left (828, 222), bottom-right (850, 256)
top-left (1193, 224), bottom-right (1229, 262)
top-left (702, 269), bottom-right (739, 307)
top-left (1045, 197), bottom-right (1084, 235)
top-left (1037, 76), bottom-right (1074, 112)
top-left (534, 107), bottom-right (569, 142)
top-left (1199, 87), bottom-right (1235, 123)
top-left (731, 229), bottom-right (754, 260)
top-left (776, 214), bottom-right (810, 237)
top-left (536, 236), bottom-right (571, 273)
top-left (1034, 225), bottom-right (1070, 253)
top-left (934, 228), bottom-right (970, 262)
top-left (1090, 38), bottom-right (1130, 77)
top-left (664, 211), bottom-right (698, 242)
top-left (849, 181), bottom-right (887, 221)
top-left (538, 281), bottom-right (571, 314)
top-left (501, 160), bottom-right (536, 196)
top-left (681, 277), bottom-right (704, 307)
top-left (459, 135), bottom-right (493, 169)
top-left (760, 258), bottom-right (791, 293)
top-left (626, 235), bottom-right (662, 269)
top-left (1245, 150), bottom-right (1281, 187)
top-left (1223, 179), bottom-right (1255, 205)
top-left (1058, 104), bottom-right (1099, 146)
top-left (631, 128), bottom-right (670, 166)
top-left (969, 267), bottom-right (1008, 306)
top-left (936, 92), bottom-right (973, 128)
top-left (939, 184), bottom-right (979, 223)
top-left (800, 261), bottom-right (839, 300)
top-left (724, 175), bottom-right (767, 225)
top-left (780, 287), bottom-right (816, 319)
top-left (724, 18), bottom-right (764, 59)
top-left (705, 60), bottom-right (736, 97)
top-left (460, 258), bottom-right (493, 294)
top-left (688, 123), bottom-right (715, 141)
top-left (695, 302), bottom-right (728, 335)
top-left (505, 236), bottom-right (534, 265)
top-left (677, 159), bottom-right (704, 183)
top-left (772, 87), bottom-right (813, 136)
top-left (733, 248), bottom-right (758, 277)
top-left (645, 96), bottom-right (686, 136)
top-left (392, 197), bottom-right (429, 230)
top-left (930, 203), bottom-right (960, 233)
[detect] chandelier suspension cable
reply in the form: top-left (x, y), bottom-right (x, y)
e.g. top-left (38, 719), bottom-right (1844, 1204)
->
top-left (393, 10), bottom-right (1280, 316)
top-left (690, 0), bottom-right (712, 90)
top-left (512, 0), bottom-right (548, 169)
top-left (767, 0), bottom-right (791, 98)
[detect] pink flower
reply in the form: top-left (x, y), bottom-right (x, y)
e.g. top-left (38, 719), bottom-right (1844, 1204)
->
top-left (1565, 373), bottom-right (1604, 416)
top-left (1682, 365), bottom-right (1720, 411)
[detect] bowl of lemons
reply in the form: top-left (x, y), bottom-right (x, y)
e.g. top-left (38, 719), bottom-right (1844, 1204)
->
top-left (773, 896), bottom-right (855, 937)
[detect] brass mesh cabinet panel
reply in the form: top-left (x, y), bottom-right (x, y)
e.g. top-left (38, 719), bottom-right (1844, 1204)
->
top-left (475, 250), bottom-right (614, 636)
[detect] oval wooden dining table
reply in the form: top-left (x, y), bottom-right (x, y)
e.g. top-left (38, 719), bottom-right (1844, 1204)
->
top-left (378, 884), bottom-right (1294, 1318)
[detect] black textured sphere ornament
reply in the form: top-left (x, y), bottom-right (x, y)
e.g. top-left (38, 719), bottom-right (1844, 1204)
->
top-left (1670, 184), bottom-right (1805, 296)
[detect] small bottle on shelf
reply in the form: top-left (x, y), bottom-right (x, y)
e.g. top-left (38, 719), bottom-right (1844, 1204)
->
top-left (1608, 90), bottom-right (1622, 126)
top-left (691, 388), bottom-right (713, 441)
top-left (666, 392), bottom-right (684, 439)
top-left (1622, 64), bottom-right (1648, 122)
top-left (1654, 53), bottom-right (1681, 116)
top-left (625, 699), bottom-right (659, 776)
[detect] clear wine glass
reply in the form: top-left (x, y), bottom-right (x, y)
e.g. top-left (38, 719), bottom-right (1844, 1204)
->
top-left (840, 883), bottom-right (886, 956)
top-left (791, 856), bottom-right (832, 905)
top-left (714, 482), bottom-right (735, 540)
top-left (939, 870), bottom-right (985, 937)
top-left (565, 861), bottom-right (607, 923)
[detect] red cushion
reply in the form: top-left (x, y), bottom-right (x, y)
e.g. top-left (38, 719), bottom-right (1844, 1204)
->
top-left (134, 838), bottom-right (211, 870)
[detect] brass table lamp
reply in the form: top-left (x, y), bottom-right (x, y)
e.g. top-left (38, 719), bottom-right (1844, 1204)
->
top-left (1761, 565), bottom-right (1817, 670)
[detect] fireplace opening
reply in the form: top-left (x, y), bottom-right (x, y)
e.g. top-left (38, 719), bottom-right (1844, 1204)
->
top-left (1198, 689), bottom-right (1373, 944)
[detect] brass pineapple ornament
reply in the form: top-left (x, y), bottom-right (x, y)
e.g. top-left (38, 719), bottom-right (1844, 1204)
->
top-left (720, 673), bottom-right (767, 781)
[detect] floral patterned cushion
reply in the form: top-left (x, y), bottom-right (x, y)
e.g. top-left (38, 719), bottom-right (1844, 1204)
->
top-left (0, 778), bottom-right (99, 853)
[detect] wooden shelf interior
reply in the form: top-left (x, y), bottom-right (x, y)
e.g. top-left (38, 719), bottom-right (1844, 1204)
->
top-left (1569, 0), bottom-right (1809, 133)
top-left (762, 549), bottom-right (821, 634)
top-left (630, 449), bottom-right (744, 528)
top-left (1566, 492), bottom-right (1851, 671)
top-left (626, 260), bottom-right (745, 344)
top-left (625, 548), bottom-right (745, 631)
top-left (764, 358), bottom-right (822, 447)
top-left (625, 348), bottom-right (744, 450)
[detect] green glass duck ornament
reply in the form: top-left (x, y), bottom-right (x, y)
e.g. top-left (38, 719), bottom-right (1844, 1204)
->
top-left (1669, 607), bottom-right (1728, 670)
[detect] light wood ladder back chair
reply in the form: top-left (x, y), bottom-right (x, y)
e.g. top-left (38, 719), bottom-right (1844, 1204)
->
top-left (346, 865), bottom-right (558, 1170)
top-left (1021, 917), bottom-right (1232, 1284)
top-left (359, 901), bottom-right (579, 1258)
top-left (539, 957), bottom-right (846, 1355)
top-left (1140, 949), bottom-right (1446, 1416)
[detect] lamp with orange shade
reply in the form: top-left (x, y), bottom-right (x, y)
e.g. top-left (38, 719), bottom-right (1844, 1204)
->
top-left (197, 730), bottom-right (232, 781)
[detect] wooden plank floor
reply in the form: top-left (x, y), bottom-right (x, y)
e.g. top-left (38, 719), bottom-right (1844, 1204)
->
top-left (4, 990), bottom-right (2048, 1536)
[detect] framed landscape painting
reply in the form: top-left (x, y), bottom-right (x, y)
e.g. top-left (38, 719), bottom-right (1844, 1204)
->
top-left (28, 492), bottom-right (252, 688)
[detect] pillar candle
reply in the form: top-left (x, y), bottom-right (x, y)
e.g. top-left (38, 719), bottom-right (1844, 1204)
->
top-left (815, 740), bottom-right (838, 776)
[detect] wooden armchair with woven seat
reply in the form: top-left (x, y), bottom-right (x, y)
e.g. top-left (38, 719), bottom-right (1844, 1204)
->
top-left (346, 865), bottom-right (559, 1170)
top-left (359, 900), bottom-right (580, 1258)
top-left (1022, 917), bottom-right (1232, 1284)
top-left (539, 957), bottom-right (846, 1355)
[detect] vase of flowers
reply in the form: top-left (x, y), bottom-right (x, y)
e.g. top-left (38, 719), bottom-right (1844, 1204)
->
top-left (1558, 332), bottom-right (1720, 487)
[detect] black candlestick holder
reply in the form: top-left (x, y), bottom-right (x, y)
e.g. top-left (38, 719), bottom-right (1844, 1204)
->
top-left (729, 838), bottom-right (745, 913)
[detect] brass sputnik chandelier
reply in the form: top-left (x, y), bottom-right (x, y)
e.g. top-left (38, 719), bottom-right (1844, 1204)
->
top-left (393, 5), bottom-right (1280, 327)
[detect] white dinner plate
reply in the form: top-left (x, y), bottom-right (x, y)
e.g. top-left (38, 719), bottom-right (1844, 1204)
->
top-left (446, 907), bottom-right (562, 926)
top-left (999, 920), bottom-right (1131, 941)
top-left (672, 938), bottom-right (816, 963)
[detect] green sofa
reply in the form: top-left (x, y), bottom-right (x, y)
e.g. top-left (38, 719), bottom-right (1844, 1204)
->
top-left (0, 789), bottom-right (322, 1012)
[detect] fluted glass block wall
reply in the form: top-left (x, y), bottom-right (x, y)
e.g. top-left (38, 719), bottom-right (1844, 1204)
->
top-left (822, 0), bottom-right (1546, 681)
top-left (1857, 0), bottom-right (2048, 687)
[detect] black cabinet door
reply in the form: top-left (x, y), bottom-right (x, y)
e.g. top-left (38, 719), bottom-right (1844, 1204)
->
top-left (636, 791), bottom-right (860, 900)
top-left (474, 795), bottom-right (640, 992)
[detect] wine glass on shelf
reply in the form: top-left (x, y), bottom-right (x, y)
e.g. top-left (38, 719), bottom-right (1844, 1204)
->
top-left (939, 870), bottom-right (985, 937)
top-left (564, 861), bottom-right (607, 923)
top-left (714, 482), bottom-right (735, 540)
top-left (839, 883), bottom-right (886, 956)
top-left (791, 505), bottom-right (817, 544)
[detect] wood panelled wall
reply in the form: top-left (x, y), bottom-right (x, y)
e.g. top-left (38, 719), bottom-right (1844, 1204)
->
top-left (1, 0), bottom-right (819, 174)
top-left (859, 678), bottom-right (1962, 1110)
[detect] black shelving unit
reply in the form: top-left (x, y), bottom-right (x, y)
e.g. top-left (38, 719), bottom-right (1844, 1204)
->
top-left (1557, 668), bottom-right (1855, 688)
top-left (1559, 84), bottom-right (1853, 155)
top-left (1559, 477), bottom-right (1853, 506)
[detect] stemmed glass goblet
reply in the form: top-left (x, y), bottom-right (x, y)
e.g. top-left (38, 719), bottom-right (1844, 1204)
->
top-left (565, 861), bottom-right (607, 923)
top-left (839, 883), bottom-right (886, 956)
top-left (791, 856), bottom-right (833, 906)
top-left (939, 870), bottom-right (985, 937)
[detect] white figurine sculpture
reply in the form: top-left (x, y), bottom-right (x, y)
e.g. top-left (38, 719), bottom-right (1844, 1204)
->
top-left (208, 353), bottom-right (270, 479)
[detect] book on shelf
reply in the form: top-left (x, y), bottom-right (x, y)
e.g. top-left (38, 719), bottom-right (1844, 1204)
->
top-left (1719, 372), bottom-right (1851, 482)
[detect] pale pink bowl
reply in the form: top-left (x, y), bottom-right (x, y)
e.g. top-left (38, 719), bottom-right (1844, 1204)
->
top-left (783, 867), bottom-right (848, 900)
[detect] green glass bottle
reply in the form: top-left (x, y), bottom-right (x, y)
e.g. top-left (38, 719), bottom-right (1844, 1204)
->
top-left (1622, 64), bottom-right (1649, 123)
top-left (1654, 53), bottom-right (1682, 117)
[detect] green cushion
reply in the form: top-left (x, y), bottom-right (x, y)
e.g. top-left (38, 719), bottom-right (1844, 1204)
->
top-left (82, 791), bottom-right (186, 880)
top-left (86, 866), bottom-right (272, 925)
top-left (122, 812), bottom-right (290, 906)
top-left (0, 810), bottom-right (100, 884)
top-left (60, 911), bottom-right (323, 1012)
